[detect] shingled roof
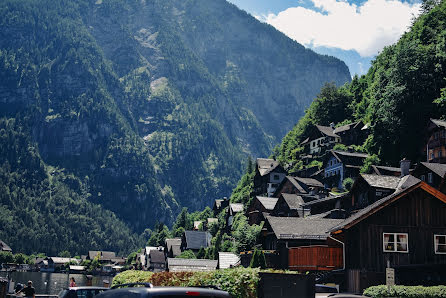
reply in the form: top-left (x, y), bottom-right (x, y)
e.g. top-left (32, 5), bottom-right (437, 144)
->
top-left (333, 121), bottom-right (363, 134)
top-left (230, 203), bottom-right (244, 213)
top-left (266, 216), bottom-right (344, 240)
top-left (257, 158), bottom-right (282, 176)
top-left (183, 231), bottom-right (211, 250)
top-left (167, 258), bottom-right (218, 271)
top-left (256, 196), bottom-right (278, 210)
top-left (281, 193), bottom-right (305, 210)
top-left (0, 240), bottom-right (12, 252)
top-left (420, 162), bottom-right (446, 178)
top-left (149, 250), bottom-right (165, 264)
top-left (361, 174), bottom-right (401, 190)
top-left (331, 175), bottom-right (426, 232)
top-left (293, 176), bottom-right (324, 188)
top-left (316, 125), bottom-right (339, 138)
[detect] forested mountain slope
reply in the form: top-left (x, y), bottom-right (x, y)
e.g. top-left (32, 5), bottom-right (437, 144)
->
top-left (273, 0), bottom-right (446, 171)
top-left (0, 0), bottom-right (350, 254)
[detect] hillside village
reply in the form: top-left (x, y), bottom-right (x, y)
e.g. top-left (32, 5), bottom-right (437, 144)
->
top-left (2, 118), bottom-right (446, 293)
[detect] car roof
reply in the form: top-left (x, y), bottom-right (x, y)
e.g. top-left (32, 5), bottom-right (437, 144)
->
top-left (68, 287), bottom-right (109, 290)
top-left (96, 286), bottom-right (231, 297)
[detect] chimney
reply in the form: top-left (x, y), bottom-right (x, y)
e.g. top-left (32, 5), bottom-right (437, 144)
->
top-left (400, 158), bottom-right (411, 177)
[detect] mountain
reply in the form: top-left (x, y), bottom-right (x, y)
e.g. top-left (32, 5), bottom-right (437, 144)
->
top-left (0, 0), bottom-right (350, 254)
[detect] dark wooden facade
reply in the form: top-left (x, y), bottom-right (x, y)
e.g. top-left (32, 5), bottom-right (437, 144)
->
top-left (288, 246), bottom-right (343, 271)
top-left (424, 119), bottom-right (446, 163)
top-left (333, 184), bottom-right (446, 292)
top-left (412, 162), bottom-right (446, 194)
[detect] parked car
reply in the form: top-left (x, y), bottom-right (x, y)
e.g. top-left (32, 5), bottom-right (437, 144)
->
top-left (58, 286), bottom-right (109, 298)
top-left (95, 283), bottom-right (231, 298)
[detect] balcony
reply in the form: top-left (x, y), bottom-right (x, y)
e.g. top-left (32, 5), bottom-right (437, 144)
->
top-left (288, 245), bottom-right (343, 271)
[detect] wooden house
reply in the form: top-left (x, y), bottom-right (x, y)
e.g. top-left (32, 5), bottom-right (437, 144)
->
top-left (165, 238), bottom-right (182, 258)
top-left (274, 176), bottom-right (325, 198)
top-left (424, 118), bottom-right (446, 163)
top-left (330, 175), bottom-right (446, 292)
top-left (147, 249), bottom-right (166, 272)
top-left (301, 124), bottom-right (341, 156)
top-left (323, 150), bottom-right (369, 190)
top-left (272, 193), bottom-right (308, 217)
top-left (181, 231), bottom-right (212, 253)
top-left (253, 158), bottom-right (287, 197)
top-left (212, 198), bottom-right (229, 215)
top-left (412, 162), bottom-right (446, 193)
top-left (301, 195), bottom-right (347, 217)
top-left (226, 203), bottom-right (244, 228)
top-left (261, 216), bottom-right (344, 269)
top-left (333, 121), bottom-right (368, 146)
top-left (248, 196), bottom-right (278, 225)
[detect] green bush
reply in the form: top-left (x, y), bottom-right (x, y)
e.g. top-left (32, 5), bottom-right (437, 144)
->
top-left (363, 285), bottom-right (446, 298)
top-left (342, 177), bottom-right (354, 191)
top-left (112, 268), bottom-right (261, 298)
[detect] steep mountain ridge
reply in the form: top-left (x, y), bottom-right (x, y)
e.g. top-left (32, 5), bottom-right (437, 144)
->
top-left (0, 0), bottom-right (350, 254)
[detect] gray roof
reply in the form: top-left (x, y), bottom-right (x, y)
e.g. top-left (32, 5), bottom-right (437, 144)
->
top-left (218, 252), bottom-right (240, 269)
top-left (332, 150), bottom-right (369, 159)
top-left (371, 165), bottom-right (402, 175)
top-left (333, 121), bottom-right (363, 133)
top-left (230, 203), bottom-right (244, 213)
top-left (88, 251), bottom-right (116, 260)
top-left (256, 196), bottom-right (278, 210)
top-left (286, 176), bottom-right (307, 193)
top-left (184, 231), bottom-right (211, 250)
top-left (361, 174), bottom-right (401, 189)
top-left (0, 240), bottom-right (12, 252)
top-left (331, 175), bottom-right (421, 231)
top-left (281, 193), bottom-right (305, 209)
top-left (420, 162), bottom-right (446, 178)
top-left (316, 125), bottom-right (339, 138)
top-left (431, 118), bottom-right (446, 128)
top-left (293, 176), bottom-right (324, 188)
top-left (301, 194), bottom-right (345, 207)
top-left (166, 238), bottom-right (181, 250)
top-left (49, 257), bottom-right (78, 264)
top-left (207, 218), bottom-right (218, 224)
top-left (149, 250), bottom-right (165, 264)
top-left (257, 158), bottom-right (281, 176)
top-left (167, 258), bottom-right (218, 269)
top-left (266, 216), bottom-right (344, 240)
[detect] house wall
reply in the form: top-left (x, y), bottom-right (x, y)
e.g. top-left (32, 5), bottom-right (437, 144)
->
top-left (324, 156), bottom-right (343, 189)
top-left (426, 127), bottom-right (446, 163)
top-left (342, 187), bottom-right (446, 291)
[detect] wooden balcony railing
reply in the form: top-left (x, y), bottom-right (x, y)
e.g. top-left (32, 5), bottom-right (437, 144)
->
top-left (288, 245), bottom-right (343, 271)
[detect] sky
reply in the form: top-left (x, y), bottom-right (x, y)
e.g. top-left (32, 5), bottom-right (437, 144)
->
top-left (227, 0), bottom-right (422, 76)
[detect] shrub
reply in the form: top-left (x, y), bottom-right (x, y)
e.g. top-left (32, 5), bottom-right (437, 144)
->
top-left (363, 285), bottom-right (446, 298)
top-left (342, 177), bottom-right (354, 191)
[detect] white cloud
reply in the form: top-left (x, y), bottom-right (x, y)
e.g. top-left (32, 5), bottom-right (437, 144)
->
top-left (264, 0), bottom-right (421, 57)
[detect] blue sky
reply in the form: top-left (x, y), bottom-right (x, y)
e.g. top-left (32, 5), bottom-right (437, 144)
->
top-left (227, 0), bottom-right (422, 76)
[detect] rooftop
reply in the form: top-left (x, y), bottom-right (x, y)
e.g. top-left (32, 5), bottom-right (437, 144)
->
top-left (361, 174), bottom-right (401, 190)
top-left (256, 196), bottom-right (278, 210)
top-left (281, 193), bottom-right (305, 210)
top-left (257, 158), bottom-right (281, 176)
top-left (420, 162), bottom-right (446, 178)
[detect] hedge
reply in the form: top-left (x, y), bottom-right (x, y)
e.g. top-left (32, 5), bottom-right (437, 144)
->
top-left (112, 268), bottom-right (260, 298)
top-left (363, 285), bottom-right (446, 298)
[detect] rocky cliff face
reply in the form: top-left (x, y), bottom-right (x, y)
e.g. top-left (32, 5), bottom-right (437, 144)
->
top-left (0, 0), bottom-right (350, 251)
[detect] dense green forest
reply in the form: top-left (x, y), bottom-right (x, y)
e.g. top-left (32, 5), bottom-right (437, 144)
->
top-left (0, 0), bottom-right (349, 254)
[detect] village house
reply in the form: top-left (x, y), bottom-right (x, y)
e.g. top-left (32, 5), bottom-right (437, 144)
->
top-left (261, 216), bottom-right (344, 270)
top-left (39, 257), bottom-right (79, 272)
top-left (301, 124), bottom-right (341, 156)
top-left (226, 203), bottom-right (244, 228)
top-left (147, 249), bottom-right (166, 272)
top-left (272, 193), bottom-right (309, 217)
top-left (412, 162), bottom-right (446, 193)
top-left (424, 118), bottom-right (446, 163)
top-left (165, 238), bottom-right (182, 258)
top-left (274, 176), bottom-right (325, 198)
top-left (248, 196), bottom-right (278, 225)
top-left (167, 258), bottom-right (218, 272)
top-left (333, 121), bottom-right (368, 146)
top-left (181, 231), bottom-right (212, 253)
top-left (212, 197), bottom-right (229, 215)
top-left (330, 175), bottom-right (446, 293)
top-left (253, 158), bottom-right (287, 197)
top-left (301, 194), bottom-right (347, 218)
top-left (0, 240), bottom-right (12, 253)
top-left (323, 150), bottom-right (369, 190)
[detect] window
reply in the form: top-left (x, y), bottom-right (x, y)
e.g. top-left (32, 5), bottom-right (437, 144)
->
top-left (383, 233), bottom-right (408, 253)
top-left (428, 172), bottom-right (433, 184)
top-left (435, 235), bottom-right (446, 254)
top-left (421, 175), bottom-right (425, 181)
top-left (273, 174), bottom-right (280, 181)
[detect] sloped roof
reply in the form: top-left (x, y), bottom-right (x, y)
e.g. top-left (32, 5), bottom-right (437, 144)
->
top-left (293, 176), bottom-right (324, 188)
top-left (0, 240), bottom-right (12, 252)
top-left (371, 165), bottom-right (402, 175)
top-left (149, 250), bottom-right (165, 264)
top-left (301, 194), bottom-right (346, 207)
top-left (257, 158), bottom-right (282, 176)
top-left (333, 121), bottom-right (363, 134)
top-left (230, 203), bottom-right (244, 213)
top-left (430, 118), bottom-right (446, 128)
top-left (266, 216), bottom-right (344, 240)
top-left (316, 125), bottom-right (339, 138)
top-left (332, 150), bottom-right (369, 160)
top-left (331, 175), bottom-right (427, 232)
top-left (281, 193), bottom-right (305, 209)
top-left (256, 196), bottom-right (278, 210)
top-left (361, 174), bottom-right (401, 190)
top-left (218, 252), bottom-right (240, 269)
top-left (167, 258), bottom-right (218, 269)
top-left (420, 162), bottom-right (446, 178)
top-left (184, 231), bottom-right (211, 250)
top-left (50, 257), bottom-right (78, 264)
top-left (166, 238), bottom-right (181, 250)
top-left (286, 176), bottom-right (307, 193)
